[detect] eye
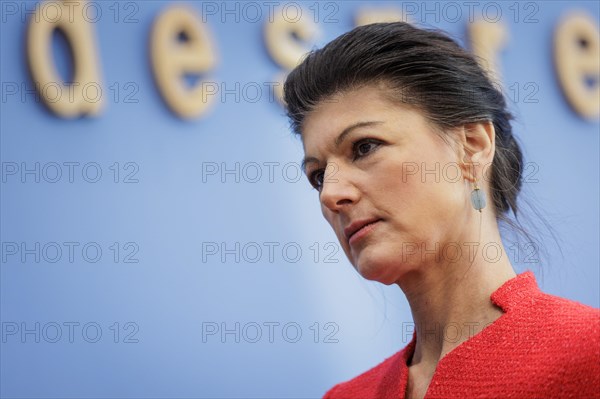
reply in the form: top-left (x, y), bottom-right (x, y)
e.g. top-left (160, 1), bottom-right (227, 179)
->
top-left (308, 169), bottom-right (325, 191)
top-left (352, 138), bottom-right (382, 160)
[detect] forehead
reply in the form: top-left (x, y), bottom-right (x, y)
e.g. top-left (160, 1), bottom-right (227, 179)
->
top-left (300, 85), bottom-right (429, 155)
top-left (301, 86), bottom-right (395, 148)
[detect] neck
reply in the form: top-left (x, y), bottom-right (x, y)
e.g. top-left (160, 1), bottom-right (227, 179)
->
top-left (398, 214), bottom-right (517, 368)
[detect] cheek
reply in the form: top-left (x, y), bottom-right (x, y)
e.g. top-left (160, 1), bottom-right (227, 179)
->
top-left (372, 159), bottom-right (427, 210)
top-left (374, 155), bottom-right (467, 237)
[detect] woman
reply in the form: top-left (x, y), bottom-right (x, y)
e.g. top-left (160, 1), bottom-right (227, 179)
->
top-left (283, 22), bottom-right (599, 399)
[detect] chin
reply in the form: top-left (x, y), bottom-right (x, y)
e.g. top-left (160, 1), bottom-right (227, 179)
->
top-left (355, 252), bottom-right (398, 285)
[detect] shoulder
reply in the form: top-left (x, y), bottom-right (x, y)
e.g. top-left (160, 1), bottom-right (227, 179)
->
top-left (528, 290), bottom-right (599, 333)
top-left (323, 345), bottom-right (411, 399)
top-left (527, 292), bottom-right (600, 394)
top-left (537, 292), bottom-right (600, 348)
top-left (514, 290), bottom-right (600, 367)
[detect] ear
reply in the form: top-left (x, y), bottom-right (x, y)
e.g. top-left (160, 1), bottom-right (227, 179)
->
top-left (457, 121), bottom-right (496, 182)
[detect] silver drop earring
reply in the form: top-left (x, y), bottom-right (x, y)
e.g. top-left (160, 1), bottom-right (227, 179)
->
top-left (471, 181), bottom-right (486, 212)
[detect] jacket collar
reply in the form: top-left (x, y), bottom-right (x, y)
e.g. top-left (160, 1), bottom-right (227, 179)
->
top-left (490, 270), bottom-right (540, 312)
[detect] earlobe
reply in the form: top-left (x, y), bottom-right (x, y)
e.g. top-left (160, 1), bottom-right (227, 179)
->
top-left (460, 160), bottom-right (478, 183)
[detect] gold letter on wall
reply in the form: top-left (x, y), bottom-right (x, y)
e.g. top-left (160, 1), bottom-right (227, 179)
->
top-left (264, 6), bottom-right (318, 105)
top-left (468, 19), bottom-right (508, 87)
top-left (151, 5), bottom-right (217, 119)
top-left (555, 12), bottom-right (600, 120)
top-left (27, 0), bottom-right (104, 118)
top-left (355, 7), bottom-right (410, 26)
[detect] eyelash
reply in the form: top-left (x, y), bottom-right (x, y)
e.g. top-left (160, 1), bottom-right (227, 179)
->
top-left (308, 138), bottom-right (382, 191)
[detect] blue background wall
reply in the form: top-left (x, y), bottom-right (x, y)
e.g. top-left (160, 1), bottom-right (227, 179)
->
top-left (1, 1), bottom-right (598, 398)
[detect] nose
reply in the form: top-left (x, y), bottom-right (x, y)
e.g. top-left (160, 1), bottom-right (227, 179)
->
top-left (320, 163), bottom-right (359, 213)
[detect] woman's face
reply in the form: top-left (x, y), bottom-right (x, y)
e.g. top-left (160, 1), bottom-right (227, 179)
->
top-left (301, 85), bottom-right (474, 285)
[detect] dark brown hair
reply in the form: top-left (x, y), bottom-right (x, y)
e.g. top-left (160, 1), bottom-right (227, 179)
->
top-left (283, 22), bottom-right (523, 223)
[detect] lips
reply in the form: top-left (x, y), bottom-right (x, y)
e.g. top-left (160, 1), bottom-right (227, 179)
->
top-left (344, 218), bottom-right (382, 242)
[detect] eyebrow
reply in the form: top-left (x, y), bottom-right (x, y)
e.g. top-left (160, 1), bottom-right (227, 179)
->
top-left (301, 120), bottom-right (384, 173)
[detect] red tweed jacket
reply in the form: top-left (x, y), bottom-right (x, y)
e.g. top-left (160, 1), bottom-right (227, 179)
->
top-left (323, 271), bottom-right (600, 398)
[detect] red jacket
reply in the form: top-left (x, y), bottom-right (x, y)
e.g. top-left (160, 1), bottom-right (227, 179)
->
top-left (323, 271), bottom-right (600, 398)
